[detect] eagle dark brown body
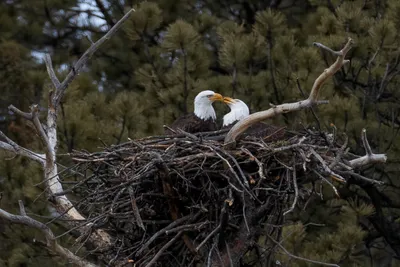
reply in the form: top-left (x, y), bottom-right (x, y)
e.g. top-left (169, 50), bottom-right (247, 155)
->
top-left (164, 113), bottom-right (217, 135)
top-left (223, 121), bottom-right (286, 141)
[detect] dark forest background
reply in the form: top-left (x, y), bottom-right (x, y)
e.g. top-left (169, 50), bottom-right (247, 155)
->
top-left (0, 0), bottom-right (400, 266)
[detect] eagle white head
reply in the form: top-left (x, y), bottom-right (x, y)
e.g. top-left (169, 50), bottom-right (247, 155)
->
top-left (222, 97), bottom-right (250, 127)
top-left (194, 90), bottom-right (224, 120)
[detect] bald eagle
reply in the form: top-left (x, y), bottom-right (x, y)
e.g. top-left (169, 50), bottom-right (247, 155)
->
top-left (222, 97), bottom-right (286, 140)
top-left (164, 90), bottom-right (224, 134)
top-left (222, 98), bottom-right (250, 128)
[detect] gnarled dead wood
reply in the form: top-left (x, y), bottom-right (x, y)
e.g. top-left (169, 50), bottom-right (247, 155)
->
top-left (224, 37), bottom-right (354, 146)
top-left (0, 8), bottom-right (135, 265)
top-left (0, 201), bottom-right (97, 267)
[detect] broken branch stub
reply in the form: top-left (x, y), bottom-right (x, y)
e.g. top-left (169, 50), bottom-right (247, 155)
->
top-left (224, 38), bottom-right (354, 147)
top-left (349, 128), bottom-right (387, 168)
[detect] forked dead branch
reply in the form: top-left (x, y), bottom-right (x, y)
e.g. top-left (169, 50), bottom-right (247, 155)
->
top-left (0, 22), bottom-right (388, 267)
top-left (0, 8), bottom-right (135, 266)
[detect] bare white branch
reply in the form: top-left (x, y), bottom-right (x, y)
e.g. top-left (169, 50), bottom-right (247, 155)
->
top-left (51, 8), bottom-right (135, 109)
top-left (224, 38), bottom-right (354, 146)
top-left (0, 9), bottom-right (135, 253)
top-left (349, 129), bottom-right (387, 168)
top-left (283, 165), bottom-right (298, 216)
top-left (361, 128), bottom-right (373, 155)
top-left (310, 148), bottom-right (346, 183)
top-left (44, 54), bottom-right (61, 89)
top-left (0, 203), bottom-right (97, 267)
top-left (8, 105), bottom-right (33, 120)
top-left (0, 131), bottom-right (45, 164)
top-left (30, 104), bottom-right (53, 159)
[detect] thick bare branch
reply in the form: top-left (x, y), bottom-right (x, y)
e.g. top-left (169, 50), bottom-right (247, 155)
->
top-left (30, 104), bottom-right (54, 159)
top-left (224, 38), bottom-right (354, 146)
top-left (0, 7), bottom-right (135, 254)
top-left (0, 203), bottom-right (97, 267)
top-left (34, 9), bottom-right (136, 250)
top-left (349, 129), bottom-right (387, 168)
top-left (51, 9), bottom-right (135, 108)
top-left (0, 131), bottom-right (45, 164)
top-left (44, 54), bottom-right (61, 89)
top-left (8, 104), bottom-right (33, 120)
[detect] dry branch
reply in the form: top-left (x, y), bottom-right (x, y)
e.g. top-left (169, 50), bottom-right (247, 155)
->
top-left (0, 8), bottom-right (135, 265)
top-left (349, 128), bottom-right (387, 168)
top-left (224, 38), bottom-right (354, 146)
top-left (49, 9), bottom-right (136, 108)
top-left (0, 131), bottom-right (45, 164)
top-left (0, 201), bottom-right (97, 267)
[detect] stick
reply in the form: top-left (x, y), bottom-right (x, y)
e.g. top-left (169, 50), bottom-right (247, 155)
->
top-left (50, 9), bottom-right (136, 108)
top-left (224, 38), bottom-right (353, 146)
top-left (283, 166), bottom-right (298, 216)
top-left (267, 233), bottom-right (340, 267)
top-left (144, 231), bottom-right (183, 267)
top-left (349, 129), bottom-right (387, 168)
top-left (0, 202), bottom-right (97, 267)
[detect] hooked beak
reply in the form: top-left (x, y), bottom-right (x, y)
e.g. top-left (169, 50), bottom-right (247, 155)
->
top-left (223, 97), bottom-right (235, 104)
top-left (208, 93), bottom-right (224, 102)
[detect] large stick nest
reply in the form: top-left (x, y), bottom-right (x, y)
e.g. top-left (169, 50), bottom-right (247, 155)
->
top-left (68, 128), bottom-right (362, 266)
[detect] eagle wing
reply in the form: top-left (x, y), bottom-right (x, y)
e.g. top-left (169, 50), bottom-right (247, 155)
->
top-left (164, 113), bottom-right (217, 135)
top-left (222, 121), bottom-right (286, 141)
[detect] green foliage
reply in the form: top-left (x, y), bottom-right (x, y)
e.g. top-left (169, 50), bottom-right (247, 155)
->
top-left (277, 199), bottom-right (373, 267)
top-left (124, 2), bottom-right (163, 41)
top-left (253, 9), bottom-right (287, 37)
top-left (163, 20), bottom-right (201, 51)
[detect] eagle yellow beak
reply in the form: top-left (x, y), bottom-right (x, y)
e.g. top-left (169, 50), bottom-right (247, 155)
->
top-left (208, 93), bottom-right (224, 102)
top-left (223, 97), bottom-right (235, 104)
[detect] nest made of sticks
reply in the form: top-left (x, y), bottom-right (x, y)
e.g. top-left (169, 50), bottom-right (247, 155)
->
top-left (68, 128), bottom-right (360, 266)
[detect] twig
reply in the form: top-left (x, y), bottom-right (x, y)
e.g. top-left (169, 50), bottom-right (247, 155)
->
top-left (267, 233), bottom-right (340, 267)
top-left (144, 231), bottom-right (183, 267)
top-left (51, 9), bottom-right (135, 108)
top-left (135, 212), bottom-right (200, 257)
top-left (165, 221), bottom-right (209, 234)
top-left (0, 202), bottom-right (97, 267)
top-left (241, 148), bottom-right (265, 180)
top-left (313, 42), bottom-right (342, 56)
top-left (0, 131), bottom-right (45, 164)
top-left (18, 200), bottom-right (26, 216)
top-left (128, 185), bottom-right (145, 231)
top-left (295, 77), bottom-right (322, 130)
top-left (339, 171), bottom-right (384, 185)
top-left (349, 129), bottom-right (387, 168)
top-left (283, 166), bottom-right (298, 216)
top-left (44, 54), bottom-right (61, 88)
top-left (30, 104), bottom-right (53, 158)
top-left (195, 225), bottom-right (221, 252)
top-left (310, 148), bottom-right (346, 183)
top-left (225, 241), bottom-right (234, 267)
top-left (8, 105), bottom-right (33, 120)
top-left (312, 170), bottom-right (340, 198)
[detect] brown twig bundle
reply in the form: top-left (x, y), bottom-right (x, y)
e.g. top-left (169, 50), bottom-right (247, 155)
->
top-left (67, 128), bottom-right (376, 266)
